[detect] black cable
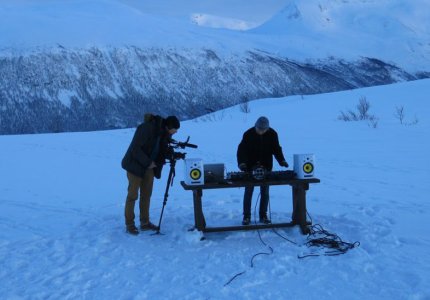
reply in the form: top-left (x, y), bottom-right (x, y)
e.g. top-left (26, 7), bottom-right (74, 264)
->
top-left (250, 192), bottom-right (274, 266)
top-left (306, 210), bottom-right (313, 224)
top-left (297, 213), bottom-right (360, 259)
top-left (269, 202), bottom-right (358, 257)
top-left (224, 192), bottom-right (273, 286)
top-left (268, 195), bottom-right (297, 245)
top-left (223, 270), bottom-right (246, 287)
top-left (271, 227), bottom-right (298, 245)
top-left (225, 195), bottom-right (360, 285)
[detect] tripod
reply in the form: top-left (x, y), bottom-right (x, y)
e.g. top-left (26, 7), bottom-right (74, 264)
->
top-left (152, 136), bottom-right (197, 235)
top-left (153, 158), bottom-right (177, 235)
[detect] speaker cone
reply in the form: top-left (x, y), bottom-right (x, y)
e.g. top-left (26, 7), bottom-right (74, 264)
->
top-left (303, 162), bottom-right (314, 174)
top-left (190, 169), bottom-right (202, 180)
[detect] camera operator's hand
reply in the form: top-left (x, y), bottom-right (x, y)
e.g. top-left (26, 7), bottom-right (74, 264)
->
top-left (148, 161), bottom-right (157, 169)
top-left (280, 161), bottom-right (289, 168)
top-left (239, 163), bottom-right (247, 171)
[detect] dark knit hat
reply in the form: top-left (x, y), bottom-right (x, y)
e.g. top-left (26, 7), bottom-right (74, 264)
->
top-left (255, 116), bottom-right (269, 130)
top-left (165, 116), bottom-right (180, 129)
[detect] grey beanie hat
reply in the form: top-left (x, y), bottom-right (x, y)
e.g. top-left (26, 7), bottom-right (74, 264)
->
top-left (255, 116), bottom-right (269, 130)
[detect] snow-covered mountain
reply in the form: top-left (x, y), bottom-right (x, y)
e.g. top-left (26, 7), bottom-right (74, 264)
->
top-left (0, 0), bottom-right (429, 134)
top-left (250, 0), bottom-right (430, 68)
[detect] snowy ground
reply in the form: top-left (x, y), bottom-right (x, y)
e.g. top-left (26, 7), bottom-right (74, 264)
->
top-left (0, 79), bottom-right (429, 299)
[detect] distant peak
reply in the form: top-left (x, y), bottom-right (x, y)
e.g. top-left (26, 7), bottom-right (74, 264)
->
top-left (279, 2), bottom-right (301, 20)
top-left (190, 13), bottom-right (257, 30)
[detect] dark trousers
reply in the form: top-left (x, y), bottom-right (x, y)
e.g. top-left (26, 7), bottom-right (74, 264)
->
top-left (243, 185), bottom-right (269, 218)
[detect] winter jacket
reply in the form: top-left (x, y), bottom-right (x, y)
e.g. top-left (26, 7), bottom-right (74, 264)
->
top-left (237, 127), bottom-right (286, 171)
top-left (121, 114), bottom-right (170, 179)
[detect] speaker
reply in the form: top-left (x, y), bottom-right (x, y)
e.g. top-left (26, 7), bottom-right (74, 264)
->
top-left (184, 158), bottom-right (204, 185)
top-left (294, 154), bottom-right (315, 179)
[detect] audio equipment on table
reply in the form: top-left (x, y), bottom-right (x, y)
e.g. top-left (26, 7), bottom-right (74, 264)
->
top-left (184, 158), bottom-right (204, 185)
top-left (226, 170), bottom-right (296, 181)
top-left (204, 163), bottom-right (226, 184)
top-left (294, 154), bottom-right (315, 179)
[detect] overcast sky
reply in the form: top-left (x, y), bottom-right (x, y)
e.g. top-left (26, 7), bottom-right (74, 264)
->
top-left (119, 0), bottom-right (289, 24)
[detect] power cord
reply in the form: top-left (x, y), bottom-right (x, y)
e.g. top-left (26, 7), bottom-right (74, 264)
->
top-left (224, 190), bottom-right (360, 286)
top-left (297, 220), bottom-right (360, 259)
top-left (271, 202), bottom-right (359, 258)
top-left (268, 196), bottom-right (298, 245)
top-left (224, 191), bottom-right (273, 286)
top-left (250, 192), bottom-right (274, 266)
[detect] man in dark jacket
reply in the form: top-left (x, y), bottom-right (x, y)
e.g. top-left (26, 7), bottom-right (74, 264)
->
top-left (237, 116), bottom-right (289, 225)
top-left (121, 114), bottom-right (180, 235)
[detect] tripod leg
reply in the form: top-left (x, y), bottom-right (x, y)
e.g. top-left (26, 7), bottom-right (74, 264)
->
top-left (154, 160), bottom-right (176, 234)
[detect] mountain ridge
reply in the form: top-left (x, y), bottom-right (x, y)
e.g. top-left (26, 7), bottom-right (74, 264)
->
top-left (1, 46), bottom-right (426, 134)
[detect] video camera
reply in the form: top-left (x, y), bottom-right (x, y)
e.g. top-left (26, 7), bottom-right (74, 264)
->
top-left (165, 136), bottom-right (198, 162)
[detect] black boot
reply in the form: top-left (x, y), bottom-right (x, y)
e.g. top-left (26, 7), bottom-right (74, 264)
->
top-left (140, 222), bottom-right (158, 231)
top-left (259, 214), bottom-right (271, 224)
top-left (126, 225), bottom-right (139, 235)
top-left (242, 216), bottom-right (251, 225)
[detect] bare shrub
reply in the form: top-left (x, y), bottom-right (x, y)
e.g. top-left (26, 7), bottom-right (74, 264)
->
top-left (409, 115), bottom-right (419, 125)
top-left (394, 106), bottom-right (419, 126)
top-left (367, 115), bottom-right (379, 128)
top-left (357, 96), bottom-right (370, 120)
top-left (338, 111), bottom-right (354, 121)
top-left (337, 96), bottom-right (378, 122)
top-left (239, 100), bottom-right (251, 114)
top-left (394, 106), bottom-right (405, 124)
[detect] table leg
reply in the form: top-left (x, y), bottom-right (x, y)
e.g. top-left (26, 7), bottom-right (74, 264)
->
top-left (193, 189), bottom-right (206, 231)
top-left (292, 183), bottom-right (310, 234)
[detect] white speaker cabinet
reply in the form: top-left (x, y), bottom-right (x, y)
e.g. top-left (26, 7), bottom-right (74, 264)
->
top-left (184, 158), bottom-right (204, 185)
top-left (294, 154), bottom-right (315, 179)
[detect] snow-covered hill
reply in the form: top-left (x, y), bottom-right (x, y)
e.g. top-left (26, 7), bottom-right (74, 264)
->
top-left (0, 0), bottom-right (429, 134)
top-left (1, 79), bottom-right (429, 299)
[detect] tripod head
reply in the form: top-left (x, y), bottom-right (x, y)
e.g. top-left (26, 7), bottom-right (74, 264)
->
top-left (165, 136), bottom-right (198, 163)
